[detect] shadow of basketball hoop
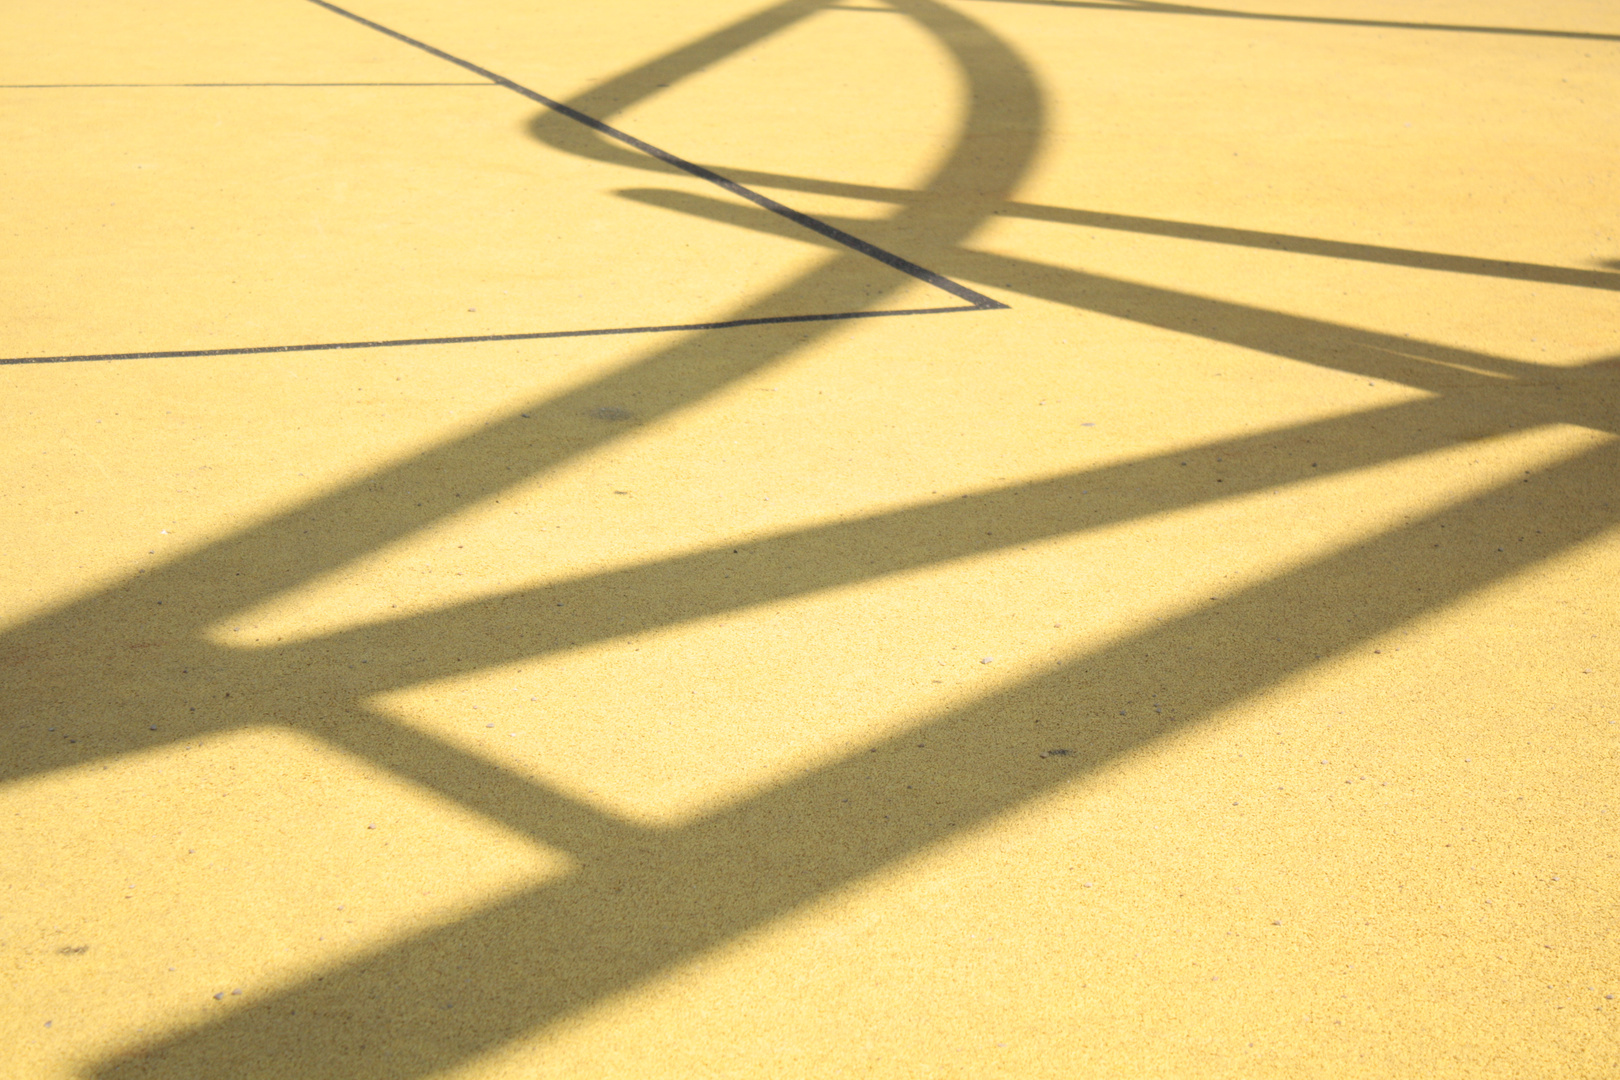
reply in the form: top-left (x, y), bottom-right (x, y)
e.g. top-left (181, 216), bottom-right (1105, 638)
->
top-left (0, 1), bottom-right (1608, 1076)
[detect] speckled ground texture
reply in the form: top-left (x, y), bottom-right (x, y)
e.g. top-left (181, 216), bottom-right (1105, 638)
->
top-left (2, 1), bottom-right (1617, 1077)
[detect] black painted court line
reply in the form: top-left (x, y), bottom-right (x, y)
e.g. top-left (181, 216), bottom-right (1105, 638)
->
top-left (1, 82), bottom-right (496, 88)
top-left (1, 307), bottom-right (984, 366)
top-left (6, 1), bottom-right (1003, 367)
top-left (302, 0), bottom-right (1004, 310)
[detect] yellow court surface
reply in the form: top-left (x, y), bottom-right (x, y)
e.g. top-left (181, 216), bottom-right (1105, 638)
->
top-left (2, 1), bottom-right (1617, 1077)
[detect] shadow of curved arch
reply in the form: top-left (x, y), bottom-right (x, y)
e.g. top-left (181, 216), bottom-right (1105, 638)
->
top-left (522, 0), bottom-right (1042, 309)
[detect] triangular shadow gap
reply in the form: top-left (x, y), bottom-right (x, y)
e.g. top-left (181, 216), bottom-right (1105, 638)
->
top-left (2, 0), bottom-right (1002, 368)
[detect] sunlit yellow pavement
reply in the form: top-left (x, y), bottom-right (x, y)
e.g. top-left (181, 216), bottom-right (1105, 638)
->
top-left (3, 2), bottom-right (1617, 1077)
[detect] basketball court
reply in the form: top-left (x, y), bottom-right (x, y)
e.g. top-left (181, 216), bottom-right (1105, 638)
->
top-left (3, 1), bottom-right (1617, 1076)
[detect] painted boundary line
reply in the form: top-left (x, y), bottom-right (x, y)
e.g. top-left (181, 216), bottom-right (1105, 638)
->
top-left (4, 307), bottom-right (985, 366)
top-left (3, 0), bottom-right (1003, 367)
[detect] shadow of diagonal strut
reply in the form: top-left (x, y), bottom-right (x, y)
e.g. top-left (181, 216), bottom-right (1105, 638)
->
top-left (614, 184), bottom-right (1620, 295)
top-left (95, 438), bottom-right (1620, 1078)
top-left (7, 0), bottom-right (1040, 786)
top-left (610, 185), bottom-right (1619, 428)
